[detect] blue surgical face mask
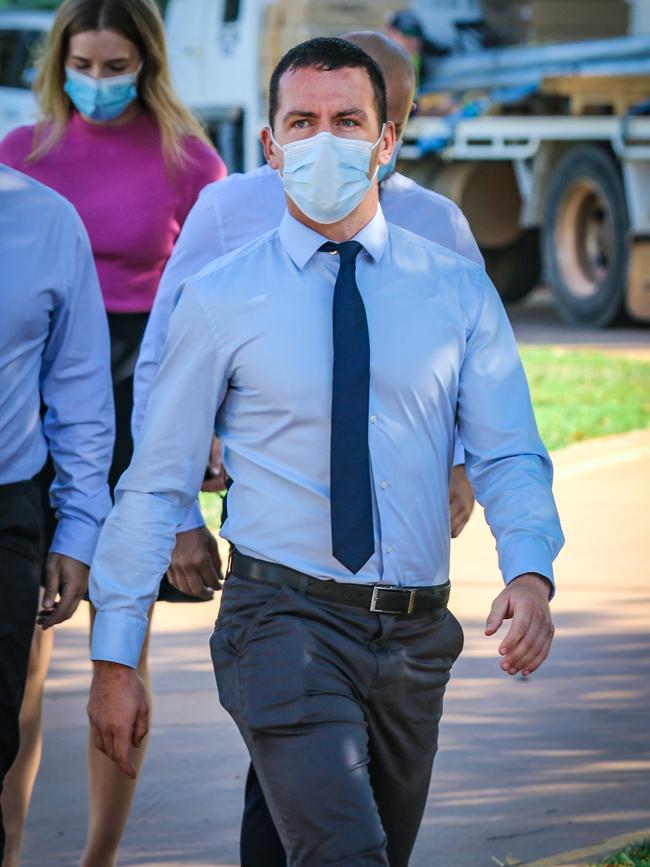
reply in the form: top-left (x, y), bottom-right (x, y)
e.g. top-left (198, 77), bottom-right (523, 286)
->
top-left (378, 140), bottom-right (402, 183)
top-left (272, 126), bottom-right (384, 225)
top-left (64, 66), bottom-right (140, 121)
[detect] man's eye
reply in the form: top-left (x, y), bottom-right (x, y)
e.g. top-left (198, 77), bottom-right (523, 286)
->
top-left (292, 119), bottom-right (310, 128)
top-left (339, 119), bottom-right (357, 128)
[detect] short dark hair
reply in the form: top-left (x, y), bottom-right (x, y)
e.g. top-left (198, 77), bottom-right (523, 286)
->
top-left (268, 37), bottom-right (387, 131)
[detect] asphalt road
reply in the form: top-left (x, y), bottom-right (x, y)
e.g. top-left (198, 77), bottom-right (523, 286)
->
top-left (507, 288), bottom-right (650, 356)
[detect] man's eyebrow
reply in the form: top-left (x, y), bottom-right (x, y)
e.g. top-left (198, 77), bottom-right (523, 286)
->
top-left (281, 108), bottom-right (368, 123)
top-left (282, 110), bottom-right (319, 122)
top-left (334, 108), bottom-right (367, 119)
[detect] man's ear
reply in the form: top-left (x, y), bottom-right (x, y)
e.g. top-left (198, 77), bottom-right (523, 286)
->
top-left (261, 127), bottom-right (282, 171)
top-left (375, 120), bottom-right (396, 170)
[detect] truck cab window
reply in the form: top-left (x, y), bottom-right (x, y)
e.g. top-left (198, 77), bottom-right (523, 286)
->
top-left (0, 29), bottom-right (43, 89)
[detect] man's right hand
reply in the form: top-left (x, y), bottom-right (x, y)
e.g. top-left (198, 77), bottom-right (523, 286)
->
top-left (168, 526), bottom-right (222, 599)
top-left (87, 661), bottom-right (149, 778)
top-left (37, 553), bottom-right (89, 628)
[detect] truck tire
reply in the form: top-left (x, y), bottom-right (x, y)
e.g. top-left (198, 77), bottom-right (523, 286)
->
top-left (483, 230), bottom-right (541, 303)
top-left (543, 145), bottom-right (629, 327)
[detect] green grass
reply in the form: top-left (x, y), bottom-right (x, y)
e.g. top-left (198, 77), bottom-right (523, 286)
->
top-left (590, 838), bottom-right (650, 866)
top-left (520, 347), bottom-right (650, 452)
top-left (199, 490), bottom-right (224, 532)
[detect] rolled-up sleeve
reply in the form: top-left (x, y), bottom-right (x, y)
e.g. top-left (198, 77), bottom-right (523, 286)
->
top-left (41, 218), bottom-right (114, 566)
top-left (90, 285), bottom-right (228, 667)
top-left (456, 268), bottom-right (564, 589)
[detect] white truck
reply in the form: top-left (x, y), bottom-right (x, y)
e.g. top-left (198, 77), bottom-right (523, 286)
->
top-left (164, 0), bottom-right (268, 173)
top-left (399, 33), bottom-right (650, 327)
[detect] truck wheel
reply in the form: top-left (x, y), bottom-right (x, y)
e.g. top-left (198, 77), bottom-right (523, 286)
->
top-left (483, 230), bottom-right (541, 303)
top-left (543, 145), bottom-right (629, 327)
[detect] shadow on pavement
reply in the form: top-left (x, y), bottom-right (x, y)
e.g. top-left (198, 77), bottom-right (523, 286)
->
top-left (507, 288), bottom-right (650, 351)
top-left (413, 608), bottom-right (650, 866)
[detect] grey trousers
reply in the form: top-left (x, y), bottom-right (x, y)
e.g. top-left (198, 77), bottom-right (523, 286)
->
top-left (210, 573), bottom-right (463, 867)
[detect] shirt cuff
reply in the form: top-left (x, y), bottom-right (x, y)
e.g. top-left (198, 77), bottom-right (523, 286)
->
top-left (90, 610), bottom-right (149, 669)
top-left (501, 544), bottom-right (556, 599)
top-left (452, 439), bottom-right (466, 467)
top-left (178, 500), bottom-right (205, 534)
top-left (49, 517), bottom-right (101, 567)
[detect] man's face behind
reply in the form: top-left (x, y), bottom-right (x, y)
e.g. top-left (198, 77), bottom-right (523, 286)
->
top-left (386, 74), bottom-right (415, 142)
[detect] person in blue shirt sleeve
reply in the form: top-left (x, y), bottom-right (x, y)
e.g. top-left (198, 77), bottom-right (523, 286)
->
top-left (132, 31), bottom-right (480, 607)
top-left (0, 165), bottom-right (113, 860)
top-left (88, 39), bottom-right (563, 867)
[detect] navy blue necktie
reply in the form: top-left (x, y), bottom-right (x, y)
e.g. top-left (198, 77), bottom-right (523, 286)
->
top-left (321, 240), bottom-right (374, 574)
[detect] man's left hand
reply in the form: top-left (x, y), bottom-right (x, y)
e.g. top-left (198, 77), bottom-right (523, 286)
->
top-left (37, 553), bottom-right (89, 628)
top-left (485, 573), bottom-right (554, 676)
top-left (449, 464), bottom-right (475, 538)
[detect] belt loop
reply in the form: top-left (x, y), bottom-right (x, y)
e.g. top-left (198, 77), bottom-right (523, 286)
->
top-left (377, 613), bottom-right (396, 644)
top-left (297, 574), bottom-right (309, 596)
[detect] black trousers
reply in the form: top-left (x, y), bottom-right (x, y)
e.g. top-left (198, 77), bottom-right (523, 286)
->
top-left (106, 312), bottom-right (149, 492)
top-left (241, 763), bottom-right (286, 866)
top-left (213, 573), bottom-right (463, 867)
top-left (0, 479), bottom-right (43, 860)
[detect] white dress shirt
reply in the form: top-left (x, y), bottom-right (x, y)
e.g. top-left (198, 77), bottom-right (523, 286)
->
top-left (90, 206), bottom-right (562, 668)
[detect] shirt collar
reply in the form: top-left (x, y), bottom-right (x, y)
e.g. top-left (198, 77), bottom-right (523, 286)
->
top-left (279, 205), bottom-right (388, 270)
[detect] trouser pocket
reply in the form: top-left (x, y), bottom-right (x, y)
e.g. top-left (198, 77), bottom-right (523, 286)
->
top-left (210, 576), bottom-right (296, 723)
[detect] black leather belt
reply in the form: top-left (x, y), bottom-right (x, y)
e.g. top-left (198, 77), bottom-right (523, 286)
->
top-left (229, 550), bottom-right (450, 616)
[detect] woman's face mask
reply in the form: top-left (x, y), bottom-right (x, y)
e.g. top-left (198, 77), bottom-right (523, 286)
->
top-left (64, 66), bottom-right (140, 121)
top-left (271, 126), bottom-right (386, 225)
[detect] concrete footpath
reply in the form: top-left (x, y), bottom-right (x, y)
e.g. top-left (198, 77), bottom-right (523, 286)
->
top-left (19, 428), bottom-right (650, 867)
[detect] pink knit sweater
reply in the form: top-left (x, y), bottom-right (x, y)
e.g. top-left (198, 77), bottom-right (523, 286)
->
top-left (0, 111), bottom-right (226, 312)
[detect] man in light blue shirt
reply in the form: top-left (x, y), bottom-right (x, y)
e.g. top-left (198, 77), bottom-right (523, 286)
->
top-left (134, 33), bottom-right (482, 866)
top-left (132, 32), bottom-right (481, 603)
top-left (88, 39), bottom-right (563, 866)
top-left (0, 165), bottom-right (113, 858)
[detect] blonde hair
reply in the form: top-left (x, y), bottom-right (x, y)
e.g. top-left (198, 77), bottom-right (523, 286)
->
top-left (30, 0), bottom-right (212, 166)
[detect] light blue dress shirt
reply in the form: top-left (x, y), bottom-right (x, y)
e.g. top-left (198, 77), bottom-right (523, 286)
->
top-left (133, 165), bottom-right (484, 530)
top-left (0, 165), bottom-right (114, 564)
top-left (90, 205), bottom-right (563, 668)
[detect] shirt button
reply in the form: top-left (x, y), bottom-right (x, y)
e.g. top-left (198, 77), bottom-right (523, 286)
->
top-left (380, 480), bottom-right (388, 489)
top-left (386, 545), bottom-right (393, 553)
top-left (370, 415), bottom-right (377, 424)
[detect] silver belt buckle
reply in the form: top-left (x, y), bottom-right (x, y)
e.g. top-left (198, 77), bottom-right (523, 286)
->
top-left (370, 585), bottom-right (416, 615)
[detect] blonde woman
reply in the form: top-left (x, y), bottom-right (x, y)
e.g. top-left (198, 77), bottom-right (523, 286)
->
top-left (0, 1), bottom-right (226, 864)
